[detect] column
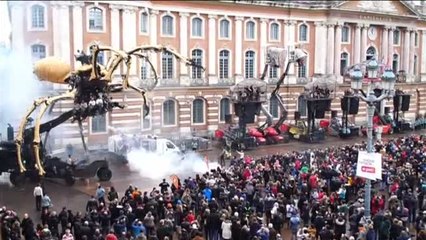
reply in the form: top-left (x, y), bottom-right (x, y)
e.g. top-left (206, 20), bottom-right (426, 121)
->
top-left (58, 4), bottom-right (71, 64)
top-left (388, 26), bottom-right (395, 66)
top-left (287, 20), bottom-right (297, 83)
top-left (361, 24), bottom-right (368, 61)
top-left (354, 24), bottom-right (361, 64)
top-left (72, 2), bottom-right (84, 67)
top-left (208, 15), bottom-right (218, 85)
top-left (334, 23), bottom-right (342, 81)
top-left (314, 21), bottom-right (326, 75)
top-left (149, 10), bottom-right (158, 77)
top-left (421, 30), bottom-right (426, 81)
top-left (409, 30), bottom-right (416, 77)
top-left (260, 18), bottom-right (268, 79)
top-left (403, 29), bottom-right (410, 74)
top-left (381, 26), bottom-right (389, 65)
top-left (326, 23), bottom-right (335, 75)
top-left (109, 5), bottom-right (121, 76)
top-left (179, 12), bottom-right (189, 85)
top-left (52, 5), bottom-right (61, 57)
top-left (235, 16), bottom-right (244, 83)
top-left (9, 2), bottom-right (25, 54)
top-left (122, 7), bottom-right (137, 76)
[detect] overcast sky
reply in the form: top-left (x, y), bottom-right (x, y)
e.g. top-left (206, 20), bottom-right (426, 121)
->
top-left (0, 1), bottom-right (11, 48)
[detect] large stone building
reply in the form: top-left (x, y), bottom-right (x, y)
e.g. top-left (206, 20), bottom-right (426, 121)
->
top-left (6, 0), bottom-right (426, 148)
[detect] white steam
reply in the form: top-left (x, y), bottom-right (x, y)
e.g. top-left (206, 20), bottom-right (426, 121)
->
top-left (126, 149), bottom-right (220, 180)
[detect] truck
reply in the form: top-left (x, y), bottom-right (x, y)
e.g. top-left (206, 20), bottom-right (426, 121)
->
top-left (108, 134), bottom-right (182, 156)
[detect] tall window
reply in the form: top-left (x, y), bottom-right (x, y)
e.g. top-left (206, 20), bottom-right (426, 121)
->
top-left (270, 23), bottom-right (279, 41)
top-left (31, 44), bottom-right (46, 60)
top-left (191, 49), bottom-right (203, 79)
top-left (340, 52), bottom-right (349, 76)
top-left (297, 58), bottom-right (307, 78)
top-left (192, 99), bottom-right (205, 124)
top-left (269, 95), bottom-right (279, 118)
top-left (162, 15), bottom-right (174, 36)
top-left (163, 100), bottom-right (176, 126)
top-left (341, 26), bottom-right (349, 43)
top-left (219, 98), bottom-right (230, 122)
top-left (140, 12), bottom-right (148, 33)
top-left (141, 104), bottom-right (151, 130)
top-left (31, 5), bottom-right (45, 29)
top-left (414, 55), bottom-right (418, 75)
top-left (269, 67), bottom-right (278, 79)
top-left (141, 58), bottom-right (148, 80)
top-left (162, 52), bottom-right (173, 79)
top-left (246, 21), bottom-right (255, 39)
top-left (392, 54), bottom-right (399, 73)
top-left (366, 46), bottom-right (376, 60)
top-left (299, 24), bottom-right (308, 42)
top-left (415, 32), bottom-right (419, 47)
top-left (393, 30), bottom-right (400, 45)
top-left (220, 19), bottom-right (230, 38)
top-left (245, 51), bottom-right (255, 79)
top-left (91, 114), bottom-right (107, 133)
top-left (88, 7), bottom-right (103, 31)
top-left (96, 52), bottom-right (105, 65)
top-left (192, 17), bottom-right (202, 37)
top-left (219, 50), bottom-right (229, 79)
top-left (297, 95), bottom-right (307, 117)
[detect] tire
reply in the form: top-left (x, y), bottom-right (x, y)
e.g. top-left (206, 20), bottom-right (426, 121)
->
top-left (65, 174), bottom-right (75, 186)
top-left (97, 167), bottom-right (112, 182)
top-left (9, 172), bottom-right (25, 187)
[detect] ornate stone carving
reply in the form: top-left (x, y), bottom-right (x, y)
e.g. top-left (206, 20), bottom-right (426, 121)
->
top-left (357, 1), bottom-right (398, 13)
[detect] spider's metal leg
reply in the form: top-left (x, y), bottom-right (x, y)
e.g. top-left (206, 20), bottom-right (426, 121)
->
top-left (78, 119), bottom-right (88, 156)
top-left (33, 90), bottom-right (76, 175)
top-left (15, 98), bottom-right (47, 173)
top-left (90, 45), bottom-right (129, 81)
top-left (127, 82), bottom-right (150, 118)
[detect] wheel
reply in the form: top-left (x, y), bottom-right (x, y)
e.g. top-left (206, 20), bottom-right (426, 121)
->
top-left (65, 174), bottom-right (75, 186)
top-left (97, 167), bottom-right (112, 181)
top-left (9, 172), bottom-right (25, 187)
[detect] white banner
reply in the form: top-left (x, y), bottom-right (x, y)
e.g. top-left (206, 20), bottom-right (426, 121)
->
top-left (356, 151), bottom-right (382, 180)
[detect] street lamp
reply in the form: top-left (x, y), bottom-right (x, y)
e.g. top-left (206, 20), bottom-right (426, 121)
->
top-left (349, 58), bottom-right (396, 219)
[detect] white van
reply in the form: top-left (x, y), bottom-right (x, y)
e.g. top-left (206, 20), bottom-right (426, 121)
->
top-left (108, 134), bottom-right (181, 156)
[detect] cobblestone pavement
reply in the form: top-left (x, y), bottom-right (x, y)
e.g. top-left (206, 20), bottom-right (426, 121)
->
top-left (0, 129), bottom-right (423, 239)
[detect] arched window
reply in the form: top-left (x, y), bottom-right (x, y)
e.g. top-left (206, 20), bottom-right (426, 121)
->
top-left (31, 44), bottom-right (46, 60)
top-left (163, 99), bottom-right (176, 126)
top-left (219, 50), bottom-right (229, 79)
top-left (220, 19), bottom-right (230, 38)
top-left (297, 95), bottom-right (307, 117)
top-left (297, 54), bottom-right (307, 78)
top-left (270, 23), bottom-right (279, 41)
top-left (393, 30), bottom-right (400, 45)
top-left (366, 46), bottom-right (376, 60)
top-left (269, 95), bottom-right (279, 118)
top-left (219, 98), bottom-right (231, 122)
top-left (191, 49), bottom-right (203, 79)
top-left (192, 17), bottom-right (203, 37)
top-left (341, 26), bottom-right (350, 43)
top-left (140, 12), bottom-right (149, 33)
top-left (162, 52), bottom-right (173, 79)
top-left (88, 7), bottom-right (103, 31)
top-left (392, 54), bottom-right (399, 73)
top-left (340, 52), bottom-right (349, 76)
top-left (414, 55), bottom-right (418, 75)
top-left (162, 15), bottom-right (174, 36)
top-left (31, 4), bottom-right (45, 28)
top-left (192, 99), bottom-right (205, 124)
top-left (246, 21), bottom-right (255, 39)
top-left (245, 51), bottom-right (255, 79)
top-left (299, 24), bottom-right (308, 42)
top-left (141, 103), bottom-right (151, 130)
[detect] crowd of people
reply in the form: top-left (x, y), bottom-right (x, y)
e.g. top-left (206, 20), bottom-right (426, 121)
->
top-left (3, 134), bottom-right (426, 240)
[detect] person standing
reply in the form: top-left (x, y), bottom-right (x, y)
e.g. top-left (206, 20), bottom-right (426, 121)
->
top-left (33, 183), bottom-right (43, 211)
top-left (96, 185), bottom-right (106, 204)
top-left (41, 193), bottom-right (52, 211)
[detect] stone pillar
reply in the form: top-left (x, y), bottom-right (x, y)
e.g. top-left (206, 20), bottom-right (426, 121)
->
top-left (388, 26), bottom-right (395, 67)
top-left (260, 18), bottom-right (268, 79)
top-left (361, 24), bottom-right (369, 61)
top-left (381, 26), bottom-right (389, 65)
top-left (287, 20), bottom-right (297, 83)
top-left (149, 10), bottom-right (159, 77)
top-left (334, 23), bottom-right (342, 81)
top-left (314, 21), bottom-right (327, 75)
top-left (9, 2), bottom-right (25, 53)
top-left (208, 15), bottom-right (218, 85)
top-left (409, 30), bottom-right (416, 77)
top-left (58, 4), bottom-right (71, 63)
top-left (122, 7), bottom-right (137, 76)
top-left (109, 5), bottom-right (121, 76)
top-left (421, 30), bottom-right (426, 82)
top-left (326, 23), bottom-right (335, 75)
top-left (403, 29), bottom-right (410, 75)
top-left (52, 5), bottom-right (61, 57)
top-left (72, 2), bottom-right (84, 67)
top-left (179, 12), bottom-right (189, 86)
top-left (354, 24), bottom-right (362, 64)
top-left (234, 16), bottom-right (244, 83)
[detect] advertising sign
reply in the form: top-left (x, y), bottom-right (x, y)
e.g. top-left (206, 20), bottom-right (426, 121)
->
top-left (356, 151), bottom-right (382, 180)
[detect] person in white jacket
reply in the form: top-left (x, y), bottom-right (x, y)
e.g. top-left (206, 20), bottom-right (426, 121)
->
top-left (62, 229), bottom-right (74, 240)
top-left (221, 218), bottom-right (232, 240)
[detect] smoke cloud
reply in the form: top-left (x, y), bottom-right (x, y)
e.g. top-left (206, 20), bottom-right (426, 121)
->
top-left (126, 149), bottom-right (220, 180)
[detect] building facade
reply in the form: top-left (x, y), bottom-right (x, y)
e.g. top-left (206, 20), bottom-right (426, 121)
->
top-left (7, 0), bottom-right (426, 148)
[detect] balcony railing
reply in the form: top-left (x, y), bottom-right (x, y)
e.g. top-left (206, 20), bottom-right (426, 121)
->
top-left (159, 78), bottom-right (180, 87)
top-left (268, 78), bottom-right (279, 85)
top-left (190, 78), bottom-right (208, 86)
top-left (217, 78), bottom-right (235, 86)
top-left (296, 77), bottom-right (309, 84)
top-left (139, 78), bottom-right (158, 90)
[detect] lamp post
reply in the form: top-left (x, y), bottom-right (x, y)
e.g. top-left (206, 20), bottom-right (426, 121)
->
top-left (349, 58), bottom-right (396, 219)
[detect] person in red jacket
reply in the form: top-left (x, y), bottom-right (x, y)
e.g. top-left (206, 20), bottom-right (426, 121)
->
top-left (186, 210), bottom-right (196, 224)
top-left (105, 230), bottom-right (118, 240)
